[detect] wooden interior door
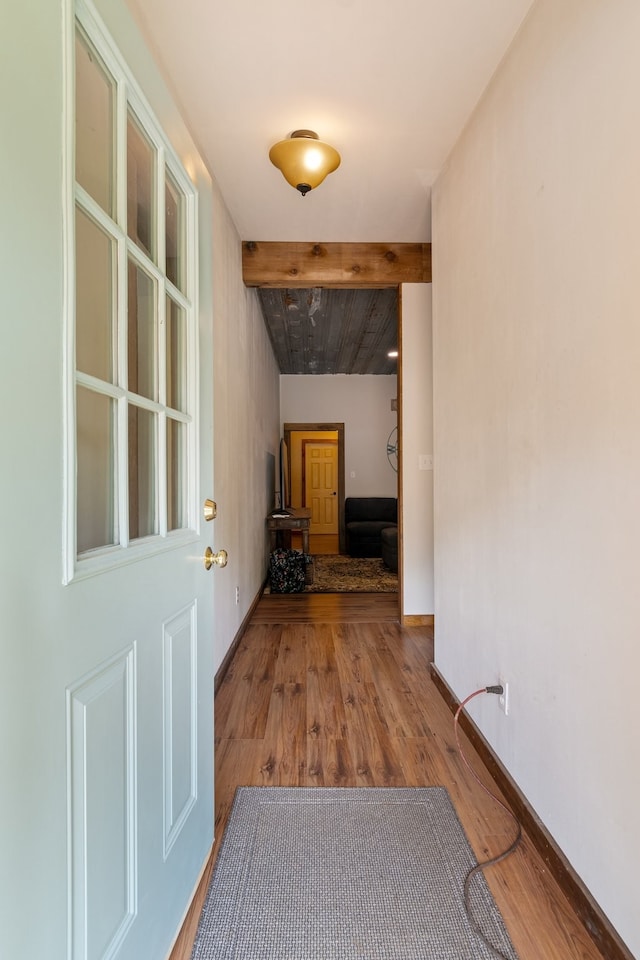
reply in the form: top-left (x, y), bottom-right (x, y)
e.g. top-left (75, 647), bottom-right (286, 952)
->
top-left (304, 441), bottom-right (339, 536)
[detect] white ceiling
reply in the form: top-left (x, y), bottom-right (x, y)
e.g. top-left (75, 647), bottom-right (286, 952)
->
top-left (125, 0), bottom-right (535, 244)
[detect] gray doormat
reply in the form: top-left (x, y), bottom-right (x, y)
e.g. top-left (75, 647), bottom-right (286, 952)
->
top-left (191, 787), bottom-right (518, 960)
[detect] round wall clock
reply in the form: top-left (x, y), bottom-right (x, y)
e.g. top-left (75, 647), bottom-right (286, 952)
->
top-left (386, 427), bottom-right (398, 472)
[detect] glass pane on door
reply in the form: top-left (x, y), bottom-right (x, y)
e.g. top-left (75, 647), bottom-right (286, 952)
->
top-left (76, 208), bottom-right (115, 383)
top-left (72, 11), bottom-right (198, 572)
top-left (166, 418), bottom-right (186, 531)
top-left (75, 30), bottom-right (115, 217)
top-left (128, 260), bottom-right (156, 401)
top-left (165, 173), bottom-right (186, 293)
top-left (128, 405), bottom-right (157, 540)
top-left (127, 112), bottom-right (156, 260)
top-left (166, 296), bottom-right (187, 413)
top-left (77, 387), bottom-right (117, 553)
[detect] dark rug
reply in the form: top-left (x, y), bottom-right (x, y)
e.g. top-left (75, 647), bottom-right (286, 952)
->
top-left (306, 555), bottom-right (398, 593)
top-left (190, 787), bottom-right (519, 960)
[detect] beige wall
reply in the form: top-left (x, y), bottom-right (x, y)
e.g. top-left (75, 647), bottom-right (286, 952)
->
top-left (210, 193), bottom-right (281, 672)
top-left (280, 375), bottom-right (398, 498)
top-left (432, 1), bottom-right (640, 953)
top-left (400, 284), bottom-right (434, 616)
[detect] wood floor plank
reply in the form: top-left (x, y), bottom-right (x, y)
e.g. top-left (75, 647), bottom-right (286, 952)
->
top-left (214, 625), bottom-right (281, 740)
top-left (170, 601), bottom-right (608, 960)
top-left (305, 625), bottom-right (347, 740)
top-left (272, 622), bottom-right (310, 686)
top-left (305, 737), bottom-right (355, 787)
top-left (251, 592), bottom-right (399, 623)
top-left (359, 628), bottom-right (434, 738)
top-left (262, 679), bottom-right (306, 783)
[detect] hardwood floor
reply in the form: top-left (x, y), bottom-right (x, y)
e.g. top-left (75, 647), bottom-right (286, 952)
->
top-left (252, 591), bottom-right (399, 623)
top-left (169, 593), bottom-right (605, 960)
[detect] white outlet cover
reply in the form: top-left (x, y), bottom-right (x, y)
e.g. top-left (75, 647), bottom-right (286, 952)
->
top-left (499, 679), bottom-right (510, 716)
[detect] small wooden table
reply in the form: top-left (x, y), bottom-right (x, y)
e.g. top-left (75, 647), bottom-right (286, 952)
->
top-left (267, 507), bottom-right (311, 555)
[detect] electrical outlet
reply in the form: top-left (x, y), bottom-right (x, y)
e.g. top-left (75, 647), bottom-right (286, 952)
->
top-left (499, 677), bottom-right (510, 716)
top-left (235, 586), bottom-right (240, 605)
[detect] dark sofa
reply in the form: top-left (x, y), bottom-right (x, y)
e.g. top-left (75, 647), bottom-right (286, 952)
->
top-left (345, 497), bottom-right (397, 557)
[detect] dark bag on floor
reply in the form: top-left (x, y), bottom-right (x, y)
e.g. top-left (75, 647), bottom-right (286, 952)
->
top-left (269, 549), bottom-right (307, 593)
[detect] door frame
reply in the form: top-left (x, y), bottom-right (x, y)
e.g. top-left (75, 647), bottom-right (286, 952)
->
top-left (284, 422), bottom-right (345, 552)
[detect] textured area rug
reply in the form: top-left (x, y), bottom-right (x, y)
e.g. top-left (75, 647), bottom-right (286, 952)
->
top-left (190, 787), bottom-right (518, 960)
top-left (306, 555), bottom-right (398, 593)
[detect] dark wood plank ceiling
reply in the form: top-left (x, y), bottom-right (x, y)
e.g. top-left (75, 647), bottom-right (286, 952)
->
top-left (257, 287), bottom-right (398, 375)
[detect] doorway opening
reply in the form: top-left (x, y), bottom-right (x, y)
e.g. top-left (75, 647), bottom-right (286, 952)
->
top-left (284, 422), bottom-right (345, 554)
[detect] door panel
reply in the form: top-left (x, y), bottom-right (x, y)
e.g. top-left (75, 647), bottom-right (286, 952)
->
top-left (68, 649), bottom-right (136, 960)
top-left (162, 603), bottom-right (197, 858)
top-left (304, 442), bottom-right (339, 536)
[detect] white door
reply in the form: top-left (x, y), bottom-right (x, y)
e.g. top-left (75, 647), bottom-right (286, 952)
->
top-left (0, 3), bottom-right (217, 958)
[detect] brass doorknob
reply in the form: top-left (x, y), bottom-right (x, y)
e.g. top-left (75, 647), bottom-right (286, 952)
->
top-left (204, 547), bottom-right (228, 570)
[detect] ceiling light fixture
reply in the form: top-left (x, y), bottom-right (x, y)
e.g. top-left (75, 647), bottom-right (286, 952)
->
top-left (269, 130), bottom-right (341, 196)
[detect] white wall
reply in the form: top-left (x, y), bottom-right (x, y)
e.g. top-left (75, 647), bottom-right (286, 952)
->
top-left (400, 285), bottom-right (434, 616)
top-left (280, 375), bottom-right (398, 498)
top-left (432, 1), bottom-right (640, 954)
top-left (210, 197), bottom-right (281, 673)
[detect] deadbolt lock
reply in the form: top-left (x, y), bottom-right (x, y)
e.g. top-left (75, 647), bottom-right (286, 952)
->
top-left (203, 499), bottom-right (217, 521)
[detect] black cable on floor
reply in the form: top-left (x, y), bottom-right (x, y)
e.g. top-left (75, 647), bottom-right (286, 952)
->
top-left (454, 687), bottom-right (523, 960)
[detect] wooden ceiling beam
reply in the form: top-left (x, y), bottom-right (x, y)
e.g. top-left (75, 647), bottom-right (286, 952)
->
top-left (242, 241), bottom-right (431, 288)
